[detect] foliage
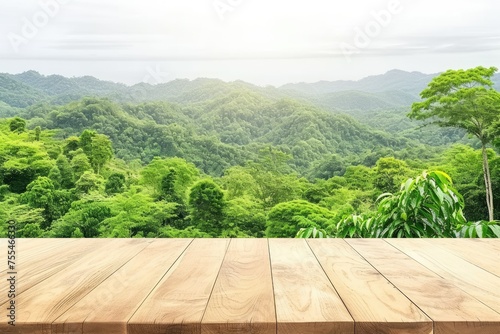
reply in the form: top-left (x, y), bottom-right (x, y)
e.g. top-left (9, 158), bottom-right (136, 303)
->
top-left (335, 214), bottom-right (375, 238)
top-left (1, 68), bottom-right (500, 239)
top-left (89, 134), bottom-right (113, 174)
top-left (458, 221), bottom-right (500, 238)
top-left (188, 179), bottom-right (227, 236)
top-left (297, 171), bottom-right (468, 239)
top-left (266, 200), bottom-right (336, 237)
top-left (105, 172), bottom-right (126, 195)
top-left (410, 66), bottom-right (500, 221)
top-left (75, 171), bottom-right (104, 194)
top-left (140, 157), bottom-right (199, 200)
top-left (296, 227), bottom-right (329, 238)
top-left (372, 171), bottom-right (466, 237)
top-left (9, 117), bottom-right (26, 133)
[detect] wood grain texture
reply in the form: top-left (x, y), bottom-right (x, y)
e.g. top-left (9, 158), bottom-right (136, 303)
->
top-left (1, 238), bottom-right (499, 333)
top-left (128, 238), bottom-right (230, 334)
top-left (269, 239), bottom-right (353, 334)
top-left (0, 238), bottom-right (75, 276)
top-left (202, 239), bottom-right (276, 334)
top-left (388, 238), bottom-right (500, 314)
top-left (52, 239), bottom-right (193, 334)
top-left (0, 239), bottom-right (150, 334)
top-left (0, 239), bottom-right (105, 306)
top-left (347, 239), bottom-right (500, 334)
top-left (431, 238), bottom-right (500, 277)
top-left (307, 239), bottom-right (432, 334)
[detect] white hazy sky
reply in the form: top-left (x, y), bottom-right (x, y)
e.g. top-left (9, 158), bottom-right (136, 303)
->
top-left (1, 0), bottom-right (500, 86)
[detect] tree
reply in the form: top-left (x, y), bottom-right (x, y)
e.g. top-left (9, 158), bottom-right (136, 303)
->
top-left (51, 198), bottom-right (112, 238)
top-left (374, 157), bottom-right (411, 194)
top-left (436, 145), bottom-right (491, 221)
top-left (23, 176), bottom-right (55, 229)
top-left (9, 117), bottom-right (26, 134)
top-left (48, 166), bottom-right (62, 188)
top-left (63, 136), bottom-right (80, 156)
top-left (56, 155), bottom-right (74, 189)
top-left (105, 173), bottom-right (126, 195)
top-left (266, 200), bottom-right (336, 237)
top-left (141, 157), bottom-right (199, 200)
top-left (70, 150), bottom-right (92, 181)
top-left (79, 129), bottom-right (96, 156)
top-left (89, 134), bottom-right (113, 174)
top-left (75, 171), bottom-right (103, 194)
top-left (298, 171), bottom-right (467, 239)
top-left (79, 203), bottom-right (112, 237)
top-left (34, 126), bottom-right (41, 141)
top-left (159, 168), bottom-right (180, 202)
top-left (99, 187), bottom-right (177, 237)
top-left (409, 66), bottom-right (500, 221)
top-left (246, 147), bottom-right (303, 208)
top-left (220, 166), bottom-right (258, 200)
top-left (372, 171), bottom-right (466, 237)
top-left (188, 179), bottom-right (226, 236)
top-left (24, 177), bottom-right (55, 209)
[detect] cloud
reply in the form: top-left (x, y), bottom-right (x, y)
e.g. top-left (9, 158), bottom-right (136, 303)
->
top-left (0, 0), bottom-right (499, 84)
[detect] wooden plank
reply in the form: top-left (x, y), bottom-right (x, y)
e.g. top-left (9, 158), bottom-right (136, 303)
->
top-left (202, 239), bottom-right (276, 334)
top-left (128, 238), bottom-right (230, 334)
top-left (52, 239), bottom-right (193, 334)
top-left (0, 238), bottom-right (75, 275)
top-left (269, 239), bottom-right (353, 334)
top-left (431, 239), bottom-right (500, 277)
top-left (0, 239), bottom-right (106, 306)
top-left (388, 238), bottom-right (500, 314)
top-left (347, 239), bottom-right (500, 334)
top-left (308, 239), bottom-right (432, 334)
top-left (474, 239), bottom-right (500, 251)
top-left (0, 239), bottom-right (150, 334)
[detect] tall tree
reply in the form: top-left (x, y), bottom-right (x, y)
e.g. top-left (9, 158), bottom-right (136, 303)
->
top-left (89, 134), bottom-right (113, 174)
top-left (188, 179), bottom-right (226, 236)
top-left (409, 66), bottom-right (500, 221)
top-left (79, 129), bottom-right (96, 156)
top-left (34, 126), bottom-right (41, 141)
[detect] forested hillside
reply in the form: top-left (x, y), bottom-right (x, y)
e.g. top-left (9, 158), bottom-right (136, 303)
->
top-left (1, 69), bottom-right (499, 238)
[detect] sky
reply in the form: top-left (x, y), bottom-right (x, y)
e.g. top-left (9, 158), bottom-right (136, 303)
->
top-left (0, 0), bottom-right (499, 86)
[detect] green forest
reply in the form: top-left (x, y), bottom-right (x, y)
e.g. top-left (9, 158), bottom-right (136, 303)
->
top-left (1, 66), bottom-right (499, 238)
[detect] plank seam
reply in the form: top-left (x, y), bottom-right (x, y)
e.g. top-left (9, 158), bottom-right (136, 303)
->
top-left (199, 238), bottom-right (232, 327)
top-left (50, 240), bottom-right (153, 331)
top-left (267, 238), bottom-right (278, 334)
top-left (125, 238), bottom-right (195, 330)
top-left (305, 239), bottom-right (356, 332)
top-left (386, 239), bottom-right (500, 317)
top-left (346, 239), bottom-right (436, 330)
top-left (0, 239), bottom-right (92, 299)
top-left (422, 239), bottom-right (500, 280)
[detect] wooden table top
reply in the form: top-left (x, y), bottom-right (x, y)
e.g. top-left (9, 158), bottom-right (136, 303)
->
top-left (1, 238), bottom-right (500, 334)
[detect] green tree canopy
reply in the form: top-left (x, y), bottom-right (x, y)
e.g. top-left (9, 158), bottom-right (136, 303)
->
top-left (266, 200), bottom-right (336, 237)
top-left (188, 179), bottom-right (226, 236)
top-left (89, 133), bottom-right (113, 174)
top-left (9, 117), bottom-right (26, 133)
top-left (409, 66), bottom-right (500, 221)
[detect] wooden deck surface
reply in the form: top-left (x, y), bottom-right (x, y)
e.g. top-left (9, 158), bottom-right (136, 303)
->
top-left (1, 238), bottom-right (500, 334)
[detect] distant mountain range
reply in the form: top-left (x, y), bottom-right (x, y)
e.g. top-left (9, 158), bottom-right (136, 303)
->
top-left (280, 69), bottom-right (436, 96)
top-left (0, 68), bottom-right (474, 169)
top-left (3, 69), bottom-right (500, 112)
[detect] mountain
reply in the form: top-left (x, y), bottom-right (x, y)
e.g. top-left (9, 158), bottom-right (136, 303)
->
top-left (0, 69), bottom-right (472, 150)
top-left (308, 90), bottom-right (418, 112)
top-left (9, 70), bottom-right (127, 97)
top-left (0, 73), bottom-right (47, 108)
top-left (279, 70), bottom-right (435, 96)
